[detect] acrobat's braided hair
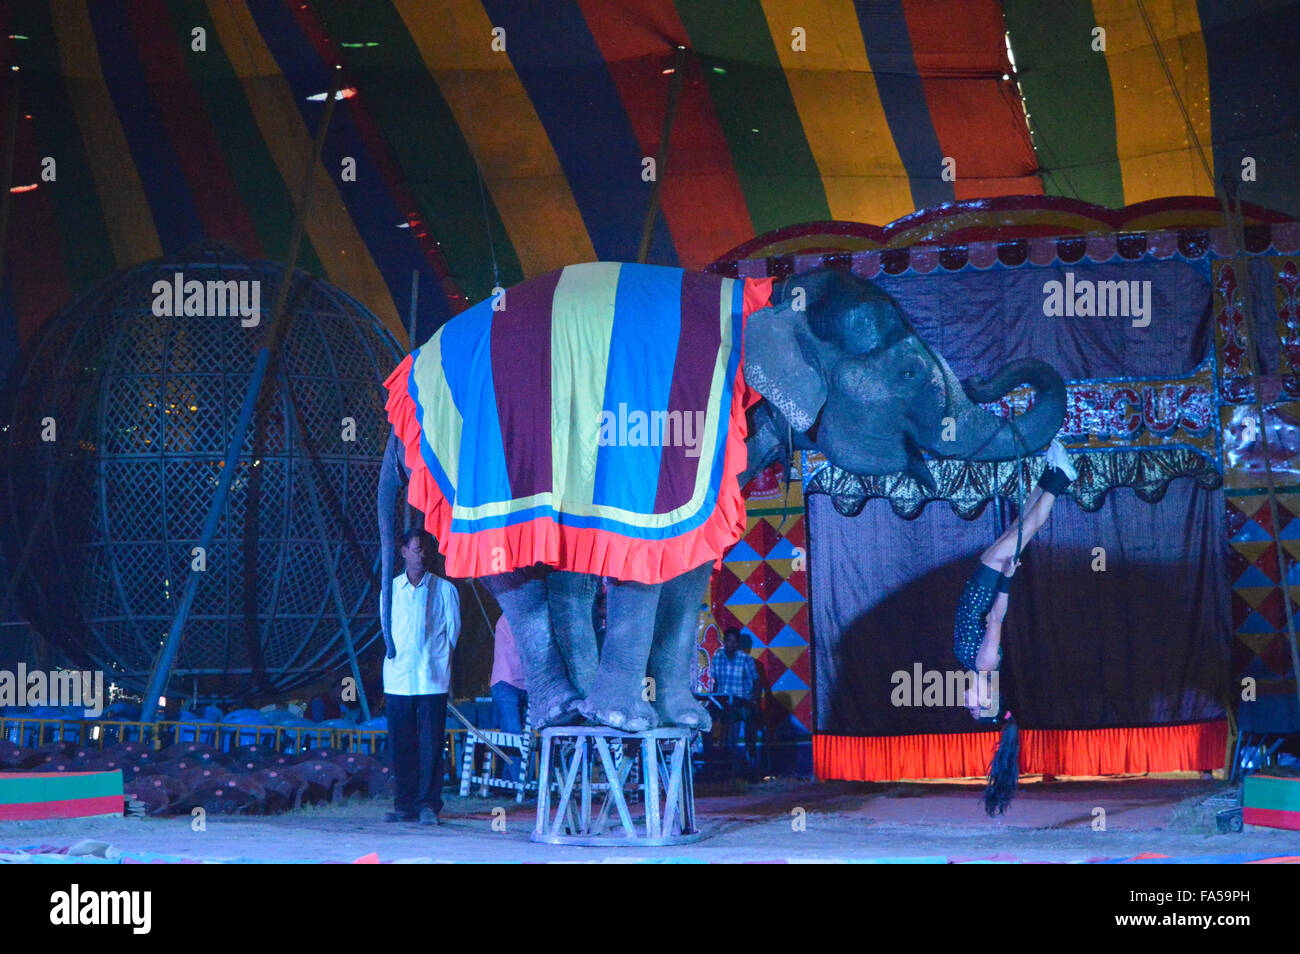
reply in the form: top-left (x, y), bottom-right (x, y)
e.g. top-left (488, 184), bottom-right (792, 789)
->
top-left (983, 706), bottom-right (1020, 816)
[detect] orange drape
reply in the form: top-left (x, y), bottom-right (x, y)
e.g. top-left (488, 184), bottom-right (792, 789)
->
top-left (814, 721), bottom-right (1228, 781)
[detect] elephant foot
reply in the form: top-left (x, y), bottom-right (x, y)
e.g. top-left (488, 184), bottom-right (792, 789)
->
top-left (529, 689), bottom-right (583, 729)
top-left (577, 689), bottom-right (659, 733)
top-left (652, 690), bottom-right (712, 732)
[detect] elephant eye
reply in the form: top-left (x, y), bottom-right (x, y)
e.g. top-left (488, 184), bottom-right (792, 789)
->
top-left (902, 368), bottom-right (915, 380)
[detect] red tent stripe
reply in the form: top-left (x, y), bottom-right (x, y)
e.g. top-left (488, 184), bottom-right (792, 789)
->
top-left (126, 0), bottom-right (262, 256)
top-left (901, 0), bottom-right (1044, 200)
top-left (578, 0), bottom-right (755, 268)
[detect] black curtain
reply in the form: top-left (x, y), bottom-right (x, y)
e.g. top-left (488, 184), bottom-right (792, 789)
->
top-left (811, 479), bottom-right (1229, 735)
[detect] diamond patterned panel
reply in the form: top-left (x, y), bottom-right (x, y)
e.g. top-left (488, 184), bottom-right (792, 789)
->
top-left (1227, 492), bottom-right (1300, 684)
top-left (710, 461), bottom-right (811, 732)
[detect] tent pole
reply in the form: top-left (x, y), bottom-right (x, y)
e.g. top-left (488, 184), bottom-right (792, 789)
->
top-left (140, 66), bottom-right (344, 731)
top-left (280, 367), bottom-right (372, 722)
top-left (636, 46), bottom-right (687, 265)
top-left (405, 270), bottom-right (419, 532)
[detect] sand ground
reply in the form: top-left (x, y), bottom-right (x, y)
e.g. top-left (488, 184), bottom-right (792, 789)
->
top-left (3, 775), bottom-right (1297, 863)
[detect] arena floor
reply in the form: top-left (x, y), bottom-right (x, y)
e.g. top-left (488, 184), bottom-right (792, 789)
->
top-left (3, 776), bottom-right (1298, 864)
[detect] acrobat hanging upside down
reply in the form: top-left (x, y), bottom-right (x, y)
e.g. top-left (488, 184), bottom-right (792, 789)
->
top-left (953, 437), bottom-right (1078, 815)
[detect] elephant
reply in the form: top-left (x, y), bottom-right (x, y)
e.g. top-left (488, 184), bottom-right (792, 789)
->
top-left (378, 263), bottom-right (1065, 733)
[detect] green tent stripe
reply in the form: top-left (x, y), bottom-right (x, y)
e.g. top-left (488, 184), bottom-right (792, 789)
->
top-left (673, 0), bottom-right (831, 236)
top-left (18, 3), bottom-right (116, 292)
top-left (311, 0), bottom-right (522, 304)
top-left (1002, 0), bottom-right (1123, 208)
top-left (0, 771), bottom-right (123, 805)
top-left (167, 0), bottom-right (326, 277)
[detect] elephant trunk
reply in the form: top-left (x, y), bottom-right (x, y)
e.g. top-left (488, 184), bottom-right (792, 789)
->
top-left (377, 432), bottom-right (403, 656)
top-left (943, 359), bottom-right (1067, 460)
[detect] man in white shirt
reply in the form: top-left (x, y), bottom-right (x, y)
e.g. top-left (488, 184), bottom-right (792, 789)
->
top-left (383, 528), bottom-right (460, 825)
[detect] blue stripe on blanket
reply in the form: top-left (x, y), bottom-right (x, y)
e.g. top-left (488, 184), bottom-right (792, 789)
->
top-left (594, 264), bottom-right (684, 513)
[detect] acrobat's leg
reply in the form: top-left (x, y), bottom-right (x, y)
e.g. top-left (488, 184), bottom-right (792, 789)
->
top-left (980, 463), bottom-right (1073, 570)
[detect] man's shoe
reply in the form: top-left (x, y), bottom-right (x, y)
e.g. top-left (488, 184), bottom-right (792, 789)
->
top-left (384, 810), bottom-right (417, 823)
top-left (1045, 438), bottom-right (1078, 482)
top-left (418, 808), bottom-right (440, 826)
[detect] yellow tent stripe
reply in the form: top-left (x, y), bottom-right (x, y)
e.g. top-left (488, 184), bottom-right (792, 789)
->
top-left (1092, 0), bottom-right (1214, 203)
top-left (50, 1), bottom-right (162, 267)
top-left (205, 0), bottom-right (402, 339)
top-left (393, 0), bottom-right (596, 277)
top-left (759, 0), bottom-right (914, 225)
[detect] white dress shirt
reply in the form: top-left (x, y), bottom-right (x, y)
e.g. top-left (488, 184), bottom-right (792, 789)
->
top-left (382, 572), bottom-right (461, 696)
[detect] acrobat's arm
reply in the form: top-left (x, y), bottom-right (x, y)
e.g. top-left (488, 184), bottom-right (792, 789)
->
top-left (974, 579), bottom-right (1011, 671)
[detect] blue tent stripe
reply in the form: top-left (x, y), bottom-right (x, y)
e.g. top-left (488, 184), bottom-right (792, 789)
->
top-left (851, 0), bottom-right (953, 211)
top-left (86, 0), bottom-right (204, 252)
top-left (247, 0), bottom-right (449, 330)
top-left (479, 0), bottom-right (677, 264)
top-left (1197, 0), bottom-right (1300, 219)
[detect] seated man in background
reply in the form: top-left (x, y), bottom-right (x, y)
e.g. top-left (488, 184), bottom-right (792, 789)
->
top-left (490, 614), bottom-right (528, 783)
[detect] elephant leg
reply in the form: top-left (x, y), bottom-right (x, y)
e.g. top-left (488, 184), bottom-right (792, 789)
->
top-left (577, 578), bottom-right (662, 732)
top-left (647, 562), bottom-right (714, 731)
top-left (480, 567), bottom-right (582, 727)
top-left (545, 571), bottom-right (599, 697)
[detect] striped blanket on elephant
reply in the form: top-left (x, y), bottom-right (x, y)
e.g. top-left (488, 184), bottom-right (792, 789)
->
top-left (384, 262), bottom-right (774, 583)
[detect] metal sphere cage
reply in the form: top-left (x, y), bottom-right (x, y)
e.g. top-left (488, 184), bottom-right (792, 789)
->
top-left (2, 244), bottom-right (405, 700)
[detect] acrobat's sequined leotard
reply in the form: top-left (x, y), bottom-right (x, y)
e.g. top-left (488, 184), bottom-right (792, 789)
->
top-left (953, 562), bottom-right (1005, 671)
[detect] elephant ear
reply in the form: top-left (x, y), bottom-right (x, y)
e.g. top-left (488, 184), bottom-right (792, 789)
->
top-left (743, 306), bottom-right (828, 433)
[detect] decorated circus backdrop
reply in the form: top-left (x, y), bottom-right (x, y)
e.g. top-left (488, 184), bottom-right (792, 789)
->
top-left (711, 198), bottom-right (1300, 780)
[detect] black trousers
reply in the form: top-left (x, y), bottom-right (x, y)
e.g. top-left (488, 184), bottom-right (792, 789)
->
top-left (386, 692), bottom-right (448, 815)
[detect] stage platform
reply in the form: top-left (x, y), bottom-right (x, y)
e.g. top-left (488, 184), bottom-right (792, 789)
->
top-left (2, 776), bottom-right (1299, 864)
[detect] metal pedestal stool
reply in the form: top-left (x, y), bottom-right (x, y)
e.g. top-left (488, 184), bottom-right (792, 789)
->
top-left (533, 726), bottom-right (702, 846)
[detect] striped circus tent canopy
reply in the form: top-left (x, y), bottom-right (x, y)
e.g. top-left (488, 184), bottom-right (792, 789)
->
top-left (2, 0), bottom-right (1296, 368)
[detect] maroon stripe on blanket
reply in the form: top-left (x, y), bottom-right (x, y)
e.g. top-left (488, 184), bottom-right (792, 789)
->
top-left (654, 271), bottom-right (726, 513)
top-left (490, 269), bottom-right (563, 500)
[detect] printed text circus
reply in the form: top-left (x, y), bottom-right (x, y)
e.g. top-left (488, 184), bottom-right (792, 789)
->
top-left (989, 381), bottom-right (1213, 444)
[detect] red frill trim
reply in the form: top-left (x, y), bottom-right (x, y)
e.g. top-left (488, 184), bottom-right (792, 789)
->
top-left (383, 276), bottom-right (775, 584)
top-left (814, 720), bottom-right (1228, 781)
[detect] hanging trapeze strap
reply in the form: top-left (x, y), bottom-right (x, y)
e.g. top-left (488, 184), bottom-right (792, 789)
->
top-left (1008, 413), bottom-right (1029, 564)
top-left (960, 402), bottom-right (1033, 565)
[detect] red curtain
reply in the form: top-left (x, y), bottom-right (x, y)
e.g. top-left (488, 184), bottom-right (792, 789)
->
top-left (815, 720), bottom-right (1228, 781)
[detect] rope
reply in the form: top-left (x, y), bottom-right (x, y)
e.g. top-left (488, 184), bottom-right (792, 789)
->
top-left (1134, 0), bottom-right (1215, 189)
top-left (1218, 185), bottom-right (1300, 714)
top-left (968, 411), bottom-right (1030, 563)
top-left (1010, 415), bottom-right (1026, 563)
top-left (1135, 0), bottom-right (1300, 713)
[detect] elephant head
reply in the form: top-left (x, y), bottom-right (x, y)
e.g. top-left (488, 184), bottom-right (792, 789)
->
top-left (743, 269), bottom-right (1066, 486)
